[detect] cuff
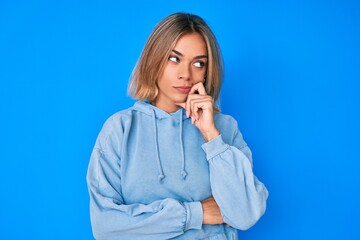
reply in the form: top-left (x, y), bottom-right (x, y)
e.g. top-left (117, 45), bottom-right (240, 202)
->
top-left (183, 201), bottom-right (203, 231)
top-left (201, 135), bottom-right (229, 160)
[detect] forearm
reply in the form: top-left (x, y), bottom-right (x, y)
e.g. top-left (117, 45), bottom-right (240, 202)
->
top-left (202, 135), bottom-right (268, 230)
top-left (90, 195), bottom-right (203, 240)
top-left (200, 127), bottom-right (220, 142)
top-left (87, 146), bottom-right (203, 239)
top-left (201, 197), bottom-right (223, 225)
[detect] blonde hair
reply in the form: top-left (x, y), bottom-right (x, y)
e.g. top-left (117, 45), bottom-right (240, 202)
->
top-left (128, 12), bottom-right (223, 110)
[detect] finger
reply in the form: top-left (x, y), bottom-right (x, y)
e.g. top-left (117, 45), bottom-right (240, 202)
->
top-left (189, 82), bottom-right (207, 95)
top-left (188, 97), bottom-right (200, 120)
top-left (184, 94), bottom-right (193, 118)
top-left (193, 102), bottom-right (205, 121)
top-left (189, 97), bottom-right (213, 120)
top-left (186, 94), bottom-right (211, 115)
top-left (174, 102), bottom-right (190, 117)
top-left (186, 95), bottom-right (212, 119)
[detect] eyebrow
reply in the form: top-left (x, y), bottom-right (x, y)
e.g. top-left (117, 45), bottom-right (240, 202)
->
top-left (172, 49), bottom-right (208, 60)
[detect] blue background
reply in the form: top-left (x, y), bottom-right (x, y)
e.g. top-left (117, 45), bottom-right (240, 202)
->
top-left (1, 0), bottom-right (359, 239)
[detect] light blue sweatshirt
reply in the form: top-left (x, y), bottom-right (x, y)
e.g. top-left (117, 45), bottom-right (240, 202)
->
top-left (87, 101), bottom-right (268, 240)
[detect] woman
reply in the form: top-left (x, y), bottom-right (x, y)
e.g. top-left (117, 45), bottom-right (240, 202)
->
top-left (87, 12), bottom-right (268, 240)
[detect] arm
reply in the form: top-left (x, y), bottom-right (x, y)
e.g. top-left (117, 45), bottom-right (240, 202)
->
top-left (86, 118), bottom-right (203, 240)
top-left (201, 196), bottom-right (223, 225)
top-left (176, 83), bottom-right (268, 230)
top-left (201, 129), bottom-right (268, 230)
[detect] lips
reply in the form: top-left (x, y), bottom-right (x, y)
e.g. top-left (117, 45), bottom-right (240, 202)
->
top-left (174, 86), bottom-right (192, 94)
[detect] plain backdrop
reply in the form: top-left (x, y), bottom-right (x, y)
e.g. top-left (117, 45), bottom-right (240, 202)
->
top-left (1, 0), bottom-right (359, 239)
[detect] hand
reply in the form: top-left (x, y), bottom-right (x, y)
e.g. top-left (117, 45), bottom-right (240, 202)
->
top-left (175, 82), bottom-right (220, 142)
top-left (201, 197), bottom-right (224, 225)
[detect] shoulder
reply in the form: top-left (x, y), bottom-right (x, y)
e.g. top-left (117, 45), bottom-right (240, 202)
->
top-left (94, 107), bottom-right (137, 149)
top-left (97, 106), bottom-right (137, 140)
top-left (214, 112), bottom-right (246, 145)
top-left (214, 112), bottom-right (239, 129)
top-left (100, 100), bottom-right (156, 134)
top-left (106, 108), bottom-right (134, 125)
top-left (214, 112), bottom-right (238, 136)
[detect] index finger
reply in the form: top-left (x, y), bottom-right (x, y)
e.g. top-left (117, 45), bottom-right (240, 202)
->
top-left (189, 82), bottom-right (207, 95)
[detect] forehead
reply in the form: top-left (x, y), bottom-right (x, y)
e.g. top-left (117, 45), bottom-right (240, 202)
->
top-left (173, 32), bottom-right (207, 54)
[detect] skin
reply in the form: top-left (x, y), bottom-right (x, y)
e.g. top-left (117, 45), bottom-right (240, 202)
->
top-left (153, 32), bottom-right (224, 225)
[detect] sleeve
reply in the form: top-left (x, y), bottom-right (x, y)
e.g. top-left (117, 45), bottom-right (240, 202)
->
top-left (86, 117), bottom-right (203, 240)
top-left (201, 121), bottom-right (269, 231)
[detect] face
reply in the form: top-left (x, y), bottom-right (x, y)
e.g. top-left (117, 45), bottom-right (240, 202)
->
top-left (153, 32), bottom-right (208, 113)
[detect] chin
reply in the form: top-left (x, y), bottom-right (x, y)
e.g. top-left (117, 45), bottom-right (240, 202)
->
top-left (173, 96), bottom-right (187, 103)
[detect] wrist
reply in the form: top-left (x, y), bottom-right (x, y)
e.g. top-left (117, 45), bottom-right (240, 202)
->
top-left (201, 128), bottom-right (220, 142)
top-left (183, 202), bottom-right (203, 230)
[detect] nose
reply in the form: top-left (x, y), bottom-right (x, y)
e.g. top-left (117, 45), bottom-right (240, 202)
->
top-left (178, 64), bottom-right (191, 81)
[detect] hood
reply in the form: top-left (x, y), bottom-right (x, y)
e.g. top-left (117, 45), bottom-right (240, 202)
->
top-left (132, 100), bottom-right (187, 119)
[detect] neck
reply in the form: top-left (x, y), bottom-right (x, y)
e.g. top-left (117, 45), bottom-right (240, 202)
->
top-left (151, 100), bottom-right (181, 113)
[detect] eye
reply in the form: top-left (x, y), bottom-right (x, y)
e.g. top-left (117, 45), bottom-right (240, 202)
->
top-left (169, 56), bottom-right (179, 63)
top-left (193, 61), bottom-right (205, 68)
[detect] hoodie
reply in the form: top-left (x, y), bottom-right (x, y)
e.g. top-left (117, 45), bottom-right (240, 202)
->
top-left (86, 101), bottom-right (268, 240)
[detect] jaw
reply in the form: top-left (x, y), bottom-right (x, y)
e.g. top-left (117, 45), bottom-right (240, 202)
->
top-left (153, 89), bottom-right (188, 113)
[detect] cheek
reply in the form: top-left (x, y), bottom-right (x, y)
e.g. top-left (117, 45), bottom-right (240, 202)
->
top-left (157, 70), bottom-right (173, 89)
top-left (193, 69), bottom-right (207, 83)
top-left (193, 78), bottom-right (204, 84)
top-left (160, 66), bottom-right (177, 81)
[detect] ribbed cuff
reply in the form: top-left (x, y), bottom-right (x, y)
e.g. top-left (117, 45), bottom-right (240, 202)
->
top-left (183, 201), bottom-right (203, 231)
top-left (201, 135), bottom-right (229, 160)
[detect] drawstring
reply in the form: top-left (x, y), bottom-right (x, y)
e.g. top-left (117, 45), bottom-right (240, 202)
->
top-left (152, 109), bottom-right (165, 182)
top-left (151, 107), bottom-right (188, 182)
top-left (179, 111), bottom-right (187, 180)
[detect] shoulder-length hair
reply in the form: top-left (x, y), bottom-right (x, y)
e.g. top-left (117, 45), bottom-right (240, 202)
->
top-left (128, 12), bottom-right (224, 110)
